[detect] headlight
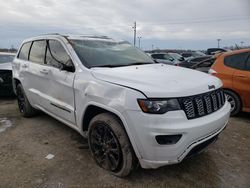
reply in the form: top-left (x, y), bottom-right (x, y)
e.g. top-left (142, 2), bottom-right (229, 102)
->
top-left (137, 99), bottom-right (181, 114)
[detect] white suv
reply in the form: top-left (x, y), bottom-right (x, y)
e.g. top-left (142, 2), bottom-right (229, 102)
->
top-left (12, 34), bottom-right (231, 177)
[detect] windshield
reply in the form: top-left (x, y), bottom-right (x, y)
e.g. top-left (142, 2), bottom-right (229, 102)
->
top-left (0, 55), bottom-right (15, 64)
top-left (70, 39), bottom-right (154, 68)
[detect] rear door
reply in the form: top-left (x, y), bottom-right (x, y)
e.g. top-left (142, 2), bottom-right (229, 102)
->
top-left (25, 40), bottom-right (47, 106)
top-left (232, 52), bottom-right (250, 110)
top-left (14, 42), bottom-right (34, 102)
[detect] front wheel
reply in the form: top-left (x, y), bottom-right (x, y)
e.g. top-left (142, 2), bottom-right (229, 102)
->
top-left (88, 113), bottom-right (137, 177)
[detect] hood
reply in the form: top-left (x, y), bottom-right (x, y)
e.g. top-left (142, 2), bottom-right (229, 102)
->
top-left (0, 63), bottom-right (12, 70)
top-left (91, 64), bottom-right (222, 98)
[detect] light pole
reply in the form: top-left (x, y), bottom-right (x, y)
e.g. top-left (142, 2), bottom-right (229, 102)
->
top-left (217, 39), bottom-right (221, 48)
top-left (132, 21), bottom-right (136, 46)
top-left (138, 36), bottom-right (142, 48)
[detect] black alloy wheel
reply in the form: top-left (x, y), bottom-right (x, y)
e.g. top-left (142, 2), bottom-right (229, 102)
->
top-left (89, 123), bottom-right (121, 171)
top-left (16, 85), bottom-right (25, 113)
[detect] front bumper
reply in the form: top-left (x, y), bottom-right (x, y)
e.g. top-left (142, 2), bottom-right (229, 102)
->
top-left (123, 101), bottom-right (231, 169)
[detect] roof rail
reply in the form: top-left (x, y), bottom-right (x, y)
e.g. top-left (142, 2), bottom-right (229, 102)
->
top-left (41, 33), bottom-right (61, 36)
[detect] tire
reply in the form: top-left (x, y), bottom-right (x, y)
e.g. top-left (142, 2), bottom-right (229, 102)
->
top-left (16, 84), bottom-right (37, 117)
top-left (88, 113), bottom-right (137, 177)
top-left (224, 90), bottom-right (241, 116)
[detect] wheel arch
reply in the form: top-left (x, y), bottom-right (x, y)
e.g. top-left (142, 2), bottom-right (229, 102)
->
top-left (223, 88), bottom-right (243, 114)
top-left (81, 103), bottom-right (141, 159)
top-left (12, 78), bottom-right (21, 95)
top-left (223, 88), bottom-right (243, 105)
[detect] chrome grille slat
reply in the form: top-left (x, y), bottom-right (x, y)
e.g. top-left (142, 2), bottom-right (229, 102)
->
top-left (180, 88), bottom-right (225, 120)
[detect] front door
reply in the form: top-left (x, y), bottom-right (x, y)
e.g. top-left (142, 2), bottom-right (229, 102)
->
top-left (39, 39), bottom-right (76, 124)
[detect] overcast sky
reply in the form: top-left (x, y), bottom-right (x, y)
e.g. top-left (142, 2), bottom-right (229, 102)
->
top-left (0, 0), bottom-right (249, 50)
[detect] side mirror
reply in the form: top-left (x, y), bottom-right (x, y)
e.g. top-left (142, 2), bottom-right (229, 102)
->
top-left (60, 60), bottom-right (75, 72)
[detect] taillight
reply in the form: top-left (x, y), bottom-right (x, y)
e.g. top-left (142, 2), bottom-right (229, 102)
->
top-left (208, 68), bottom-right (217, 75)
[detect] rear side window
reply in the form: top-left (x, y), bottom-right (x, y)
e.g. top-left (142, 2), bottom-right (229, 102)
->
top-left (18, 42), bottom-right (32, 60)
top-left (224, 52), bottom-right (249, 70)
top-left (29, 40), bottom-right (46, 64)
top-left (246, 56), bottom-right (250, 71)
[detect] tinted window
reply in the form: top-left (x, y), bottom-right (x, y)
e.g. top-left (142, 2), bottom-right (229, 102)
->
top-left (246, 56), bottom-right (250, 71)
top-left (46, 40), bottom-right (70, 68)
top-left (152, 54), bottom-right (172, 60)
top-left (151, 54), bottom-right (163, 59)
top-left (224, 52), bottom-right (249, 70)
top-left (18, 42), bottom-right (32, 60)
top-left (182, 53), bottom-right (191, 58)
top-left (29, 40), bottom-right (46, 64)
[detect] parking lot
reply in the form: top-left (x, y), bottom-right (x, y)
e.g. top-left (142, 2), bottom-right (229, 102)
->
top-left (0, 98), bottom-right (249, 188)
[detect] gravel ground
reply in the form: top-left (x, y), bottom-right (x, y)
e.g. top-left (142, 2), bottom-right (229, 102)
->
top-left (0, 98), bottom-right (249, 188)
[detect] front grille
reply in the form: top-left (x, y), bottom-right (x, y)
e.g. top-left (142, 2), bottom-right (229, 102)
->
top-left (179, 88), bottom-right (225, 120)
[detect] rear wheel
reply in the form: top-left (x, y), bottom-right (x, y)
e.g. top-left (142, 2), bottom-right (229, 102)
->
top-left (16, 84), bottom-right (37, 117)
top-left (88, 113), bottom-right (137, 177)
top-left (224, 90), bottom-right (241, 116)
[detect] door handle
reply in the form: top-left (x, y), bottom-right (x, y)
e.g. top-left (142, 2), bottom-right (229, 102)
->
top-left (40, 69), bottom-right (49, 74)
top-left (21, 64), bottom-right (28, 68)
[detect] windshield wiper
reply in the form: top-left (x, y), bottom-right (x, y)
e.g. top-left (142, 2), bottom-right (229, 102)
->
top-left (125, 62), bottom-right (154, 66)
top-left (91, 64), bottom-right (128, 68)
top-left (91, 62), bottom-right (154, 68)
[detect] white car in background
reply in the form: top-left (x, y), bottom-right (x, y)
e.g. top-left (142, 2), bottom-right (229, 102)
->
top-left (12, 34), bottom-right (230, 177)
top-left (150, 52), bottom-right (184, 66)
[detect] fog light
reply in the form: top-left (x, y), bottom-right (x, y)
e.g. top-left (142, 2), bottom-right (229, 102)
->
top-left (155, 135), bottom-right (182, 145)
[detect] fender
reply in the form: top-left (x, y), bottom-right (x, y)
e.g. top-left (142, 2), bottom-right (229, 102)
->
top-left (81, 101), bottom-right (142, 159)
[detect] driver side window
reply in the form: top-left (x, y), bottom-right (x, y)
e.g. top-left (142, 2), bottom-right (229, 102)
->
top-left (46, 40), bottom-right (73, 70)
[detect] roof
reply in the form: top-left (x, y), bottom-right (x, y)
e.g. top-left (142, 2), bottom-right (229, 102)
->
top-left (20, 33), bottom-right (123, 45)
top-left (219, 48), bottom-right (250, 57)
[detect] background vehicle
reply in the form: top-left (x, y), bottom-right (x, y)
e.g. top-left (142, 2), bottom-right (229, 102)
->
top-left (0, 52), bottom-right (15, 96)
top-left (206, 48), bottom-right (230, 55)
top-left (151, 52), bottom-right (184, 65)
top-left (181, 51), bottom-right (206, 59)
top-left (209, 49), bottom-right (250, 115)
top-left (168, 52), bottom-right (185, 63)
top-left (179, 55), bottom-right (212, 68)
top-left (191, 57), bottom-right (216, 73)
top-left (151, 53), bottom-right (175, 65)
top-left (12, 34), bottom-right (230, 177)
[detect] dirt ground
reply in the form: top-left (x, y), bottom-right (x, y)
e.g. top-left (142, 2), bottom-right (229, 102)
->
top-left (0, 98), bottom-right (249, 188)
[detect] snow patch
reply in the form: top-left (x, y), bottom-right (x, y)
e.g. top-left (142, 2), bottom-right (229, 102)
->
top-left (45, 154), bottom-right (55, 160)
top-left (0, 117), bottom-right (12, 133)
